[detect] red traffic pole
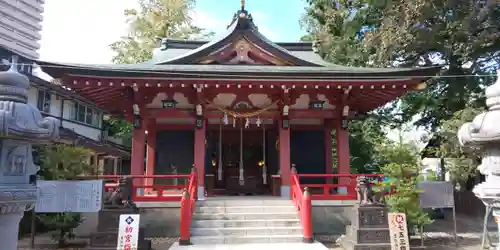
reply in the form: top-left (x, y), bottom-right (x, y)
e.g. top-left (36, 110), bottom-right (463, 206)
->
top-left (179, 189), bottom-right (191, 245)
top-left (302, 187), bottom-right (314, 243)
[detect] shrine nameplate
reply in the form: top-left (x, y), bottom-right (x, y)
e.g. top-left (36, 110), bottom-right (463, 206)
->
top-left (357, 206), bottom-right (388, 228)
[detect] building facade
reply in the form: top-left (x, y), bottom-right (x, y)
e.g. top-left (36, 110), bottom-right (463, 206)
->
top-left (0, 0), bottom-right (44, 58)
top-left (37, 7), bottom-right (440, 199)
top-left (0, 45), bottom-right (130, 175)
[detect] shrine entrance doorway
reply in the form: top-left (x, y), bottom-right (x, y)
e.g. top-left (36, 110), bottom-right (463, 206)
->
top-left (211, 129), bottom-right (271, 195)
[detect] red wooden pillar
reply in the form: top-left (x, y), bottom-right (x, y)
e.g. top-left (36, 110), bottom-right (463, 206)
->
top-left (278, 118), bottom-right (291, 198)
top-left (335, 118), bottom-right (350, 194)
top-left (145, 119), bottom-right (156, 190)
top-left (131, 127), bottom-right (146, 186)
top-left (324, 120), bottom-right (333, 177)
top-left (194, 119), bottom-right (206, 199)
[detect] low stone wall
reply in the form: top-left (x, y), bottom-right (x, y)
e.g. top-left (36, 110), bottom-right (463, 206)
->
top-left (311, 201), bottom-right (353, 242)
top-left (78, 200), bottom-right (355, 242)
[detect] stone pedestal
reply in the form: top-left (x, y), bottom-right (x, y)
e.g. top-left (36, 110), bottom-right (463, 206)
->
top-left (339, 205), bottom-right (391, 250)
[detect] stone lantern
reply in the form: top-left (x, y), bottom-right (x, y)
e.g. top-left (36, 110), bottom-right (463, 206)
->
top-left (0, 56), bottom-right (59, 250)
top-left (457, 69), bottom-right (500, 239)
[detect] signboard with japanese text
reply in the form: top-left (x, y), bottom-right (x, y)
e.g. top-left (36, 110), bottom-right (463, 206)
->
top-left (117, 214), bottom-right (140, 250)
top-left (418, 181), bottom-right (455, 208)
top-left (35, 180), bottom-right (103, 213)
top-left (388, 213), bottom-right (410, 250)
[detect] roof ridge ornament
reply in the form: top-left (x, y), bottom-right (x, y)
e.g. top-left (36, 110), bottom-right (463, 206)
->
top-left (241, 0), bottom-right (245, 10)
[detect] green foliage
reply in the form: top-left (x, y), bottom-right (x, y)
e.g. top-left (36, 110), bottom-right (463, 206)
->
top-left (38, 145), bottom-right (94, 180)
top-left (37, 213), bottom-right (84, 247)
top-left (345, 117), bottom-right (387, 173)
top-left (110, 0), bottom-right (212, 64)
top-left (107, 0), bottom-right (214, 142)
top-left (375, 142), bottom-right (433, 231)
top-left (302, 0), bottom-right (499, 130)
top-left (36, 145), bottom-right (94, 246)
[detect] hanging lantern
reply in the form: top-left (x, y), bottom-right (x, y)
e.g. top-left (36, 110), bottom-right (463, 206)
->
top-left (256, 117), bottom-right (261, 127)
top-left (245, 118), bottom-right (250, 128)
top-left (233, 116), bottom-right (236, 127)
top-left (223, 112), bottom-right (228, 125)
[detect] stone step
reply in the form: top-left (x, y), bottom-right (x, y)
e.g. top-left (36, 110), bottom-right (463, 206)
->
top-left (190, 234), bottom-right (304, 244)
top-left (193, 212), bottom-right (298, 220)
top-left (195, 205), bottom-right (296, 213)
top-left (197, 199), bottom-right (292, 207)
top-left (191, 226), bottom-right (303, 236)
top-left (192, 219), bottom-right (301, 228)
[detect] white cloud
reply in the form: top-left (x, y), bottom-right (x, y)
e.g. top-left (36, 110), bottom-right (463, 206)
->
top-left (39, 0), bottom-right (137, 64)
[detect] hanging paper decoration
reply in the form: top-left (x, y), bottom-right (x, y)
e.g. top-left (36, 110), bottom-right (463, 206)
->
top-left (204, 99), bottom-right (280, 119)
top-left (245, 118), bottom-right (250, 128)
top-left (223, 112), bottom-right (228, 125)
top-left (256, 117), bottom-right (261, 127)
top-left (233, 116), bottom-right (236, 127)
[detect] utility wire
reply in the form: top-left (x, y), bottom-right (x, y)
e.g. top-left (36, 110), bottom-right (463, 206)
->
top-left (1, 62), bottom-right (498, 79)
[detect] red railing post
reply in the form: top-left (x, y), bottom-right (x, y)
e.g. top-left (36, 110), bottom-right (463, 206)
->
top-left (191, 167), bottom-right (197, 199)
top-left (179, 189), bottom-right (191, 245)
top-left (291, 166), bottom-right (297, 198)
top-left (302, 187), bottom-right (313, 243)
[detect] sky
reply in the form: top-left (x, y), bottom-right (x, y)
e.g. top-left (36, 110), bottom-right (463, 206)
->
top-left (38, 0), bottom-right (308, 64)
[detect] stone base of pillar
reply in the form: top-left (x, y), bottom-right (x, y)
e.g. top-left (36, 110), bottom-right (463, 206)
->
top-left (280, 185), bottom-right (290, 199)
top-left (339, 204), bottom-right (391, 250)
top-left (0, 212), bottom-right (23, 250)
top-left (197, 186), bottom-right (205, 200)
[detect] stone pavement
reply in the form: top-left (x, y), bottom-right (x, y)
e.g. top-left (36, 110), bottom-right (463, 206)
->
top-left (168, 242), bottom-right (329, 250)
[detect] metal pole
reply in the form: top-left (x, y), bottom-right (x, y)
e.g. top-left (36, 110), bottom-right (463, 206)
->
top-left (482, 204), bottom-right (492, 249)
top-left (29, 209), bottom-right (36, 249)
top-left (452, 205), bottom-right (458, 248)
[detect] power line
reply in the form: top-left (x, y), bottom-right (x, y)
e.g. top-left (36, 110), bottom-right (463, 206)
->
top-left (1, 62), bottom-right (499, 79)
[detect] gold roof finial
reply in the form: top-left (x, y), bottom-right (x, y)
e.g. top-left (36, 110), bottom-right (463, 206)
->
top-left (241, 0), bottom-right (245, 10)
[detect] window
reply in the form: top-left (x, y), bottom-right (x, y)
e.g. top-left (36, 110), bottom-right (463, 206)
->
top-left (71, 102), bottom-right (102, 127)
top-left (37, 90), bottom-right (51, 113)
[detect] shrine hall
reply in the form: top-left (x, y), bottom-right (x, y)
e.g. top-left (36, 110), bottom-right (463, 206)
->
top-left (36, 6), bottom-right (440, 200)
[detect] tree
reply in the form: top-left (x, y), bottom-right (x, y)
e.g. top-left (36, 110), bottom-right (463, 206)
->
top-left (108, 0), bottom-right (214, 142)
top-left (302, 0), bottom-right (500, 130)
top-left (375, 141), bottom-right (433, 234)
top-left (36, 145), bottom-right (94, 247)
top-left (422, 107), bottom-right (484, 189)
top-left (110, 0), bottom-right (212, 64)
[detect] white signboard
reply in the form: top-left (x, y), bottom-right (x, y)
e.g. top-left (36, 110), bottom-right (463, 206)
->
top-left (418, 181), bottom-right (455, 208)
top-left (117, 214), bottom-right (140, 250)
top-left (35, 180), bottom-right (103, 213)
top-left (388, 213), bottom-right (410, 250)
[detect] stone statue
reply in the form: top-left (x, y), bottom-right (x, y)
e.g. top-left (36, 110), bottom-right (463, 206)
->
top-left (356, 176), bottom-right (384, 205)
top-left (457, 70), bottom-right (500, 202)
top-left (0, 56), bottom-right (59, 250)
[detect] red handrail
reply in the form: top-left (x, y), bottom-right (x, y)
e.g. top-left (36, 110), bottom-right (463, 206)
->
top-left (296, 173), bottom-right (387, 200)
top-left (290, 168), bottom-right (313, 243)
top-left (79, 174), bottom-right (191, 202)
top-left (179, 168), bottom-right (197, 245)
